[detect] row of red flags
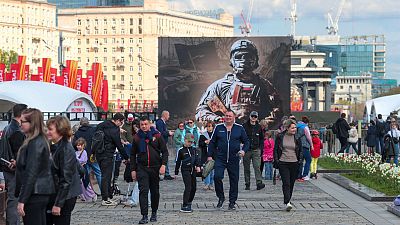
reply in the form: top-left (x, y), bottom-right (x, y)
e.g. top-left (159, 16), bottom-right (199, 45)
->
top-left (0, 56), bottom-right (109, 111)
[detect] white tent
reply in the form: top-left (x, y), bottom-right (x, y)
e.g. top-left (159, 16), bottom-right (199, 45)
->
top-left (0, 81), bottom-right (96, 113)
top-left (364, 94), bottom-right (400, 121)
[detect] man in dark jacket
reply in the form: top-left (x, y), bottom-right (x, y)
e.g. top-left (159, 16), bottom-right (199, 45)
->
top-left (375, 114), bottom-right (386, 155)
top-left (335, 113), bottom-right (351, 153)
top-left (155, 110), bottom-right (174, 180)
top-left (72, 117), bottom-right (101, 189)
top-left (131, 116), bottom-right (169, 224)
top-left (1, 103), bottom-right (27, 225)
top-left (207, 110), bottom-right (249, 210)
top-left (242, 111), bottom-right (265, 190)
top-left (96, 113), bottom-right (129, 206)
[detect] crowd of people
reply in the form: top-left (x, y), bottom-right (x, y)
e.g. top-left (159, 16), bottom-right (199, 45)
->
top-left (3, 103), bottom-right (400, 224)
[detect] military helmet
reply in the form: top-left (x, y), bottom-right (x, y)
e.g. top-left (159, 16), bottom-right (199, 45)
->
top-left (229, 39), bottom-right (259, 71)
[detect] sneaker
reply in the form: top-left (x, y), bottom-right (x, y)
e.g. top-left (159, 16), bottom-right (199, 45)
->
top-left (245, 184), bottom-right (250, 190)
top-left (164, 175), bottom-right (174, 180)
top-left (180, 206), bottom-right (192, 213)
top-left (122, 199), bottom-right (137, 207)
top-left (92, 195), bottom-right (97, 202)
top-left (296, 178), bottom-right (304, 182)
top-left (203, 185), bottom-right (209, 190)
top-left (101, 199), bottom-right (118, 206)
top-left (303, 176), bottom-right (310, 181)
top-left (139, 215), bottom-right (149, 224)
top-left (228, 203), bottom-right (236, 210)
top-left (256, 183), bottom-right (265, 190)
top-left (150, 212), bottom-right (157, 222)
top-left (286, 202), bottom-right (293, 212)
top-left (216, 198), bottom-right (225, 209)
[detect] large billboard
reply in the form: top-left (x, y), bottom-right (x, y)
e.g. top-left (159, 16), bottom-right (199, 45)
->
top-left (158, 37), bottom-right (291, 129)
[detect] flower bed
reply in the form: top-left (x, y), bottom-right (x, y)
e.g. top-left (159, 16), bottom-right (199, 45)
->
top-left (320, 153), bottom-right (400, 196)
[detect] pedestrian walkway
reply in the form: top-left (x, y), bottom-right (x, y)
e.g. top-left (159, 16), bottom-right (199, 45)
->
top-left (69, 158), bottom-right (395, 225)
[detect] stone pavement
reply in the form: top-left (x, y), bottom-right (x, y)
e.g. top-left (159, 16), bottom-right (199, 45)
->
top-left (70, 157), bottom-right (399, 225)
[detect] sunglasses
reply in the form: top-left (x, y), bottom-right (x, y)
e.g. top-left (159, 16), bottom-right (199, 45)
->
top-left (20, 120), bottom-right (30, 124)
top-left (251, 115), bottom-right (258, 118)
top-left (188, 121), bottom-right (194, 124)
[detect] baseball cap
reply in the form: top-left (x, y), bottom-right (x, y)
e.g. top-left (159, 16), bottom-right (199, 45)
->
top-left (80, 117), bottom-right (89, 125)
top-left (184, 133), bottom-right (195, 142)
top-left (127, 113), bottom-right (134, 121)
top-left (250, 111), bottom-right (258, 117)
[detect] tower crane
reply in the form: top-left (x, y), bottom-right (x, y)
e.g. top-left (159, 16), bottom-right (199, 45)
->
top-left (286, 0), bottom-right (297, 37)
top-left (326, 0), bottom-right (346, 35)
top-left (239, 0), bottom-right (254, 36)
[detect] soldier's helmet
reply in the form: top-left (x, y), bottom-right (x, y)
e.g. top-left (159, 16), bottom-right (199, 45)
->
top-left (229, 39), bottom-right (259, 72)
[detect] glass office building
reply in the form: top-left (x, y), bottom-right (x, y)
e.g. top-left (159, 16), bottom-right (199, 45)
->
top-left (372, 78), bottom-right (398, 98)
top-left (48, 0), bottom-right (143, 9)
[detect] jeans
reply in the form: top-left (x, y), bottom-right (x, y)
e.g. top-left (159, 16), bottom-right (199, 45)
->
top-left (376, 136), bottom-right (384, 154)
top-left (264, 162), bottom-right (273, 180)
top-left (386, 143), bottom-right (399, 166)
top-left (85, 161), bottom-right (102, 190)
top-left (98, 158), bottom-right (113, 201)
top-left (346, 142), bottom-right (359, 154)
top-left (23, 195), bottom-right (49, 225)
top-left (298, 147), bottom-right (311, 178)
top-left (310, 157), bottom-right (318, 174)
top-left (204, 169), bottom-right (214, 186)
top-left (338, 137), bottom-right (349, 154)
top-left (214, 157), bottom-right (239, 204)
top-left (243, 149), bottom-right (263, 185)
top-left (137, 165), bottom-right (160, 216)
top-left (279, 162), bottom-right (298, 204)
top-left (4, 171), bottom-right (19, 225)
top-left (46, 197), bottom-right (77, 225)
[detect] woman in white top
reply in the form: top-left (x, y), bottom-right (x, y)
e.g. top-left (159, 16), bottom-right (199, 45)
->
top-left (386, 122), bottom-right (400, 166)
top-left (346, 123), bottom-right (359, 155)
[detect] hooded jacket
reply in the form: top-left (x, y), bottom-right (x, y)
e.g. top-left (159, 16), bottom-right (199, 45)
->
top-left (207, 123), bottom-right (249, 163)
top-left (181, 124), bottom-right (200, 147)
top-left (95, 120), bottom-right (128, 160)
top-left (296, 122), bottom-right (313, 149)
top-left (72, 125), bottom-right (95, 156)
top-left (334, 118), bottom-right (351, 138)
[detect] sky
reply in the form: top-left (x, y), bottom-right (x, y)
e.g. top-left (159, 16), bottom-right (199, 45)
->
top-left (169, 0), bottom-right (400, 81)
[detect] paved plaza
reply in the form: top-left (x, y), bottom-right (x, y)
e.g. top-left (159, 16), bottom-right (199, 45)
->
top-left (71, 157), bottom-right (399, 225)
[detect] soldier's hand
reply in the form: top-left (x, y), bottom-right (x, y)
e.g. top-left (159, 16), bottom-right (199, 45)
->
top-left (131, 171), bottom-right (137, 181)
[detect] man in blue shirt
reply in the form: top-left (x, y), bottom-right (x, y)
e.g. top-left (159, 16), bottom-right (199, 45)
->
top-left (156, 110), bottom-right (174, 180)
top-left (207, 110), bottom-right (249, 210)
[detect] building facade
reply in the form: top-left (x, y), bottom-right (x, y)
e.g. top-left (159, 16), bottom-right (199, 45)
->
top-left (372, 78), bottom-right (398, 98)
top-left (47, 0), bottom-right (98, 9)
top-left (58, 0), bottom-right (234, 110)
top-left (291, 50), bottom-right (333, 111)
top-left (334, 73), bottom-right (372, 104)
top-left (0, 0), bottom-right (77, 74)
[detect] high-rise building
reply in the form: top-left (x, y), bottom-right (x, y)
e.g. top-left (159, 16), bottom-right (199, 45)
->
top-left (0, 0), bottom-right (77, 73)
top-left (47, 0), bottom-right (98, 9)
top-left (58, 0), bottom-right (233, 110)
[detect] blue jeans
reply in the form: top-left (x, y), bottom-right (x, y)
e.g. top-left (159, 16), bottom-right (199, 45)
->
top-left (264, 162), bottom-right (273, 180)
top-left (204, 169), bottom-right (214, 186)
top-left (386, 143), bottom-right (399, 166)
top-left (376, 136), bottom-right (384, 154)
top-left (85, 161), bottom-right (102, 190)
top-left (298, 147), bottom-right (311, 178)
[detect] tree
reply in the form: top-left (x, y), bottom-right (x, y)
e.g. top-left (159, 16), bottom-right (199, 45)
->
top-left (376, 87), bottom-right (400, 98)
top-left (0, 49), bottom-right (18, 70)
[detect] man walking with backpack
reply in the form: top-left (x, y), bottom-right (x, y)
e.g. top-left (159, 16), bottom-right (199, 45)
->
top-left (0, 104), bottom-right (27, 225)
top-left (94, 113), bottom-right (129, 206)
top-left (334, 113), bottom-right (351, 154)
top-left (375, 114), bottom-right (387, 155)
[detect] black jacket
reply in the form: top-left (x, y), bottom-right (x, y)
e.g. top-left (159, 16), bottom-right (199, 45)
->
top-left (198, 131), bottom-right (213, 164)
top-left (130, 133), bottom-right (168, 171)
top-left (175, 146), bottom-right (200, 175)
top-left (273, 131), bottom-right (303, 168)
top-left (15, 135), bottom-right (55, 203)
top-left (50, 139), bottom-right (82, 207)
top-left (335, 118), bottom-right (350, 138)
top-left (96, 120), bottom-right (128, 160)
top-left (0, 119), bottom-right (25, 172)
top-left (243, 120), bottom-right (264, 150)
top-left (72, 125), bottom-right (95, 156)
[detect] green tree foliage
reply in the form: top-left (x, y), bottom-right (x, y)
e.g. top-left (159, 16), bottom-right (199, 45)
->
top-left (0, 49), bottom-right (18, 70)
top-left (376, 87), bottom-right (400, 98)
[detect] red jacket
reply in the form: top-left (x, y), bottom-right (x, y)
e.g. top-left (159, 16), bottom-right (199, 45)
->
top-left (311, 136), bottom-right (322, 158)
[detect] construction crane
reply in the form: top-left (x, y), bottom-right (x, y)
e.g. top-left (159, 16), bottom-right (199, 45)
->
top-left (239, 0), bottom-right (254, 36)
top-left (326, 0), bottom-right (346, 35)
top-left (286, 0), bottom-right (297, 36)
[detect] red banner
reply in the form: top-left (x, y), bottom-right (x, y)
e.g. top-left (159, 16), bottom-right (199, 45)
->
top-left (38, 67), bottom-right (44, 82)
top-left (24, 65), bottom-right (29, 80)
top-left (290, 101), bottom-right (304, 112)
top-left (143, 100), bottom-right (147, 112)
top-left (5, 73), bottom-right (12, 81)
top-left (76, 69), bottom-right (82, 91)
top-left (62, 68), bottom-right (69, 87)
top-left (127, 99), bottom-right (131, 111)
top-left (67, 60), bottom-right (78, 89)
top-left (30, 75), bottom-right (40, 81)
top-left (81, 78), bottom-right (88, 94)
top-left (50, 68), bottom-right (57, 84)
top-left (10, 64), bottom-right (18, 81)
top-left (42, 58), bottom-right (51, 82)
top-left (0, 64), bottom-right (5, 82)
top-left (91, 63), bottom-right (103, 106)
top-left (55, 75), bottom-right (64, 86)
top-left (17, 56), bottom-right (27, 80)
top-left (101, 80), bottom-right (109, 111)
top-left (87, 70), bottom-right (94, 98)
top-left (117, 99), bottom-right (121, 112)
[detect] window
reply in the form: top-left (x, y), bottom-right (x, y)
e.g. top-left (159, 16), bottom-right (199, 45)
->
top-left (104, 48), bottom-right (107, 53)
top-left (138, 57), bottom-right (142, 62)
top-left (94, 48), bottom-right (98, 53)
top-left (95, 38), bottom-right (99, 44)
top-left (112, 94), bottom-right (116, 100)
top-left (112, 47), bottom-right (116, 53)
top-left (130, 38), bottom-right (134, 43)
top-left (112, 66), bottom-right (116, 71)
top-left (77, 19), bottom-right (81, 25)
top-left (130, 94), bottom-right (134, 99)
top-left (121, 18), bottom-right (124, 25)
top-left (78, 57), bottom-right (81, 62)
top-left (104, 19), bottom-right (107, 25)
top-left (138, 38), bottom-right (142, 43)
top-left (112, 38), bottom-right (116, 43)
top-left (95, 29), bottom-right (99, 34)
top-left (138, 74), bottom-right (142, 81)
top-left (340, 86), bottom-right (343, 89)
top-left (112, 18), bottom-right (116, 25)
top-left (104, 75), bottom-right (107, 80)
top-left (94, 57), bottom-right (98, 62)
top-left (130, 84), bottom-right (134, 90)
top-left (103, 29), bottom-right (107, 34)
top-left (139, 66), bottom-right (142, 72)
top-left (138, 27), bottom-right (142, 34)
top-left (86, 19), bottom-right (89, 24)
top-left (139, 18), bottom-right (142, 25)
top-left (86, 39), bottom-right (90, 44)
top-left (138, 47), bottom-right (142, 53)
top-left (121, 94), bottom-right (124, 100)
top-left (139, 94), bottom-right (142, 99)
top-left (103, 57), bottom-right (107, 62)
top-left (130, 18), bottom-right (134, 25)
top-left (112, 57), bottom-right (116, 62)
top-left (291, 58), bottom-right (301, 65)
top-left (138, 84), bottom-right (142, 91)
top-left (77, 39), bottom-right (81, 45)
top-left (86, 48), bottom-right (90, 53)
top-left (77, 29), bottom-right (81, 35)
top-left (130, 66), bottom-right (134, 72)
top-left (357, 85), bottom-right (361, 89)
top-left (86, 58), bottom-right (90, 63)
top-left (121, 29), bottom-right (125, 34)
top-left (112, 75), bottom-right (116, 81)
top-left (104, 66), bottom-right (107, 71)
top-left (121, 38), bottom-right (124, 44)
top-left (121, 75), bottom-right (124, 81)
top-left (130, 56), bottom-right (134, 62)
top-left (121, 57), bottom-right (125, 62)
top-left (130, 75), bottom-right (134, 80)
top-left (130, 28), bottom-right (133, 34)
top-left (78, 48), bottom-right (81, 53)
top-left (104, 38), bottom-right (107, 44)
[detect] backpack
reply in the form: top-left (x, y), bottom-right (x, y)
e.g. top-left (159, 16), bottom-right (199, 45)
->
top-left (376, 121), bottom-right (386, 137)
top-left (332, 122), bottom-right (338, 134)
top-left (91, 130), bottom-right (105, 155)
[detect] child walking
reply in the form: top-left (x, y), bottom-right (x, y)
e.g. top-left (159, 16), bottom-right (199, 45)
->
top-left (263, 131), bottom-right (274, 180)
top-left (310, 130), bottom-right (323, 179)
top-left (175, 133), bottom-right (201, 213)
top-left (75, 138), bottom-right (97, 202)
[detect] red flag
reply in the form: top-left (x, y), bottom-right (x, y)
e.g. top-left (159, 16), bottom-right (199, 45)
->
top-left (150, 100), bottom-right (154, 112)
top-left (17, 56), bottom-right (27, 80)
top-left (67, 60), bottom-right (78, 89)
top-left (87, 70), bottom-right (94, 98)
top-left (55, 75), bottom-right (64, 85)
top-left (50, 68), bottom-right (57, 84)
top-left (5, 73), bottom-right (13, 81)
top-left (117, 99), bottom-right (121, 112)
top-left (24, 65), bottom-right (29, 80)
top-left (0, 64), bottom-right (5, 82)
top-left (62, 68), bottom-right (69, 87)
top-left (76, 69), bottom-right (82, 91)
top-left (30, 75), bottom-right (40, 81)
top-left (81, 78), bottom-right (88, 94)
top-left (38, 67), bottom-right (44, 81)
top-left (10, 64), bottom-right (18, 81)
top-left (127, 99), bottom-right (131, 111)
top-left (91, 63), bottom-right (103, 106)
top-left (42, 58), bottom-right (51, 82)
top-left (143, 100), bottom-right (147, 112)
top-left (101, 80), bottom-right (109, 111)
